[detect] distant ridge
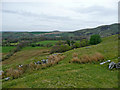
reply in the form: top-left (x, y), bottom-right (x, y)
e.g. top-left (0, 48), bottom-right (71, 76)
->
top-left (71, 23), bottom-right (119, 37)
top-left (2, 23), bottom-right (119, 39)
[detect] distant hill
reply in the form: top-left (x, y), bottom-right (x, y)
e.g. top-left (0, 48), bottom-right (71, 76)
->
top-left (2, 23), bottom-right (119, 39)
top-left (52, 30), bottom-right (60, 32)
top-left (41, 23), bottom-right (119, 39)
top-left (72, 23), bottom-right (119, 38)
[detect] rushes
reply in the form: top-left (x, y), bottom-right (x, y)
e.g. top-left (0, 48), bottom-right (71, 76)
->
top-left (80, 55), bottom-right (91, 63)
top-left (71, 53), bottom-right (80, 63)
top-left (29, 62), bottom-right (37, 70)
top-left (71, 52), bottom-right (104, 64)
top-left (48, 54), bottom-right (65, 65)
top-left (94, 52), bottom-right (104, 61)
top-left (73, 53), bottom-right (78, 57)
top-left (71, 57), bottom-right (80, 63)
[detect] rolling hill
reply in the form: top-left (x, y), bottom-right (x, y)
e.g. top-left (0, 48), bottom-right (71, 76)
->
top-left (73, 23), bottom-right (119, 38)
top-left (2, 34), bottom-right (118, 88)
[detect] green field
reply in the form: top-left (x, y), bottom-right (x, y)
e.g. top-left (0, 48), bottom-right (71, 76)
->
top-left (2, 34), bottom-right (119, 88)
top-left (10, 42), bottom-right (19, 45)
top-left (1, 46), bottom-right (16, 53)
top-left (22, 46), bottom-right (49, 51)
top-left (36, 40), bottom-right (58, 45)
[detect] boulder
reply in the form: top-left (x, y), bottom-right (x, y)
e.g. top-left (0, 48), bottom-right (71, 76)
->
top-left (37, 61), bottom-right (41, 64)
top-left (100, 60), bottom-right (111, 65)
top-left (5, 77), bottom-right (10, 81)
top-left (109, 62), bottom-right (116, 69)
top-left (41, 59), bottom-right (46, 64)
top-left (19, 65), bottom-right (23, 68)
top-left (116, 62), bottom-right (120, 69)
top-left (46, 59), bottom-right (48, 63)
top-left (53, 54), bottom-right (57, 56)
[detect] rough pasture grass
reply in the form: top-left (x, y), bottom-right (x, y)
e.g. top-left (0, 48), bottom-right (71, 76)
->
top-left (2, 34), bottom-right (119, 88)
top-left (62, 35), bottom-right (118, 64)
top-left (2, 62), bottom-right (118, 88)
top-left (1, 46), bottom-right (15, 53)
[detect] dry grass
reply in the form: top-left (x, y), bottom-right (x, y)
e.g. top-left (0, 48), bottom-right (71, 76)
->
top-left (5, 68), bottom-right (22, 79)
top-left (36, 64), bottom-right (41, 70)
top-left (12, 70), bottom-right (21, 79)
top-left (6, 68), bottom-right (14, 77)
top-left (94, 52), bottom-right (104, 61)
top-left (41, 64), bottom-right (47, 69)
top-left (71, 52), bottom-right (104, 64)
top-left (71, 57), bottom-right (80, 63)
top-left (1, 72), bottom-right (5, 79)
top-left (80, 55), bottom-right (92, 63)
top-left (29, 62), bottom-right (37, 70)
top-left (73, 53), bottom-right (78, 57)
top-left (48, 54), bottom-right (65, 65)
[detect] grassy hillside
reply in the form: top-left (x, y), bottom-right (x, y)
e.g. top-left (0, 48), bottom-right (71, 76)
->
top-left (2, 34), bottom-right (118, 88)
top-left (43, 23), bottom-right (119, 38)
top-left (73, 23), bottom-right (119, 38)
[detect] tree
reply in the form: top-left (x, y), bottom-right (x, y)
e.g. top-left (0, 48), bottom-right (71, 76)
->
top-left (80, 39), bottom-right (89, 47)
top-left (71, 40), bottom-right (75, 46)
top-left (66, 40), bottom-right (71, 46)
top-left (50, 44), bottom-right (71, 53)
top-left (72, 42), bottom-right (80, 48)
top-left (89, 34), bottom-right (102, 45)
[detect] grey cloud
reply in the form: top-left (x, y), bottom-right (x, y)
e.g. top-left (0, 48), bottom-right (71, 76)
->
top-left (2, 9), bottom-right (72, 21)
top-left (72, 5), bottom-right (117, 16)
top-left (2, 9), bottom-right (41, 17)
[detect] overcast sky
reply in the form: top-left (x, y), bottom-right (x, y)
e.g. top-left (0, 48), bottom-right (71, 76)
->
top-left (1, 0), bottom-right (119, 32)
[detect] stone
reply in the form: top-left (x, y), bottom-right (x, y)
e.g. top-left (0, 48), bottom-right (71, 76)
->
top-left (53, 54), bottom-right (57, 56)
top-left (100, 60), bottom-right (111, 65)
top-left (100, 62), bottom-right (106, 65)
top-left (116, 62), bottom-right (120, 69)
top-left (118, 57), bottom-right (120, 59)
top-left (0, 70), bottom-right (3, 75)
top-left (19, 65), bottom-right (23, 68)
top-left (104, 50), bottom-right (107, 52)
top-left (106, 60), bottom-right (111, 63)
top-left (46, 59), bottom-right (48, 63)
top-left (36, 61), bottom-right (41, 64)
top-left (5, 77), bottom-right (10, 81)
top-left (41, 59), bottom-right (46, 64)
top-left (109, 62), bottom-right (116, 69)
top-left (86, 47), bottom-right (91, 49)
